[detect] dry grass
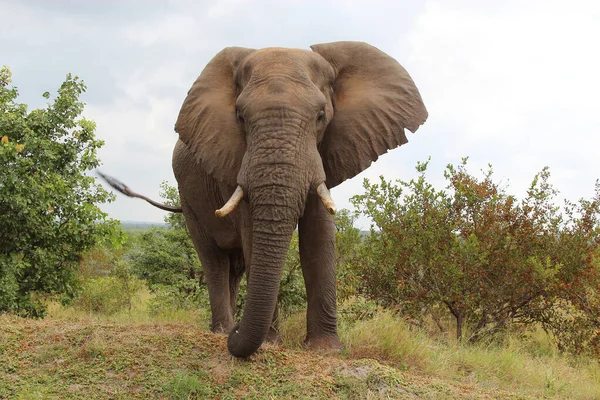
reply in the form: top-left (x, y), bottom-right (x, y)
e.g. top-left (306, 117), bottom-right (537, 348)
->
top-left (330, 310), bottom-right (600, 400)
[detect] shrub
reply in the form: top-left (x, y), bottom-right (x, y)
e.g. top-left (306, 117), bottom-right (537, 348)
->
top-left (352, 157), bottom-right (600, 354)
top-left (147, 283), bottom-right (208, 316)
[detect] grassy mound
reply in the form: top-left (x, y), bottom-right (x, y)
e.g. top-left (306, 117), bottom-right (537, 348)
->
top-left (1, 315), bottom-right (542, 399)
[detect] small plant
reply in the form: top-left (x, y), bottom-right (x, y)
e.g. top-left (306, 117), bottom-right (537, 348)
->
top-left (165, 371), bottom-right (213, 399)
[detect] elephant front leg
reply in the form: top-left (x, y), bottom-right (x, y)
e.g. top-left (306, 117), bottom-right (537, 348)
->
top-left (182, 202), bottom-right (235, 333)
top-left (298, 193), bottom-right (342, 351)
top-left (197, 245), bottom-right (236, 333)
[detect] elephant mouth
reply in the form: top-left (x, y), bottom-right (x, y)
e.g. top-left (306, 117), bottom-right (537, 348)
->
top-left (215, 182), bottom-right (336, 218)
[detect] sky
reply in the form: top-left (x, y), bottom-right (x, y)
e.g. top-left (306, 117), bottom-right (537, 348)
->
top-left (2, 0), bottom-right (599, 229)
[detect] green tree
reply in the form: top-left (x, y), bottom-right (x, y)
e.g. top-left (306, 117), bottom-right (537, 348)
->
top-left (0, 66), bottom-right (121, 317)
top-left (352, 160), bottom-right (455, 330)
top-left (536, 181), bottom-right (600, 354)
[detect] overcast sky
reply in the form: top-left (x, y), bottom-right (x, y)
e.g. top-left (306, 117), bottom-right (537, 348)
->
top-left (2, 0), bottom-right (599, 228)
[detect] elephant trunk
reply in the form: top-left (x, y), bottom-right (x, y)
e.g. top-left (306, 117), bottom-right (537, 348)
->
top-left (227, 178), bottom-right (303, 357)
top-left (226, 114), bottom-right (327, 357)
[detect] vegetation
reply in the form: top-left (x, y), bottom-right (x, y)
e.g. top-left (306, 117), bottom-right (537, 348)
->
top-left (2, 68), bottom-right (600, 398)
top-left (2, 303), bottom-right (599, 399)
top-left (3, 313), bottom-right (554, 400)
top-left (351, 158), bottom-right (600, 354)
top-left (0, 66), bottom-right (121, 318)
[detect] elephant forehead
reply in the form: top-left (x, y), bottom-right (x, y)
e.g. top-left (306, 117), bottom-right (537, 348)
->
top-left (242, 48), bottom-right (330, 78)
top-left (248, 47), bottom-right (313, 62)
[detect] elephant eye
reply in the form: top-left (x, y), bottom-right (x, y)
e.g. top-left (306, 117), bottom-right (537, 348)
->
top-left (316, 109), bottom-right (326, 123)
top-left (236, 108), bottom-right (245, 124)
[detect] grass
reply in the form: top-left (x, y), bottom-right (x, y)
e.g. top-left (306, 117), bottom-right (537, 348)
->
top-left (337, 311), bottom-right (600, 399)
top-left (1, 292), bottom-right (599, 399)
top-left (279, 308), bottom-right (600, 399)
top-left (1, 314), bottom-right (534, 399)
top-left (46, 285), bottom-right (211, 329)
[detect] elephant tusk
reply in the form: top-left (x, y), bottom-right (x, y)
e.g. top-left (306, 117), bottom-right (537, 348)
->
top-left (316, 182), bottom-right (336, 215)
top-left (215, 186), bottom-right (244, 218)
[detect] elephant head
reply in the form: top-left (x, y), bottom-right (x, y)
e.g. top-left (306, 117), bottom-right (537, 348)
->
top-left (175, 41), bottom-right (427, 357)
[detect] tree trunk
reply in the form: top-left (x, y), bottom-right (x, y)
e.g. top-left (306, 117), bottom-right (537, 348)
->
top-left (445, 301), bottom-right (464, 342)
top-left (456, 313), bottom-right (464, 342)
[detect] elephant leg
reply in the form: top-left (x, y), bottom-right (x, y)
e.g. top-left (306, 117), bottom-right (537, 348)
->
top-left (195, 243), bottom-right (235, 332)
top-left (228, 251), bottom-right (245, 318)
top-left (298, 193), bottom-right (342, 350)
top-left (266, 303), bottom-right (281, 345)
top-left (182, 201), bottom-right (235, 333)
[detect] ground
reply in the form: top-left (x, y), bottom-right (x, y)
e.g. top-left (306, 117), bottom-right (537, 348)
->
top-left (0, 316), bottom-right (539, 399)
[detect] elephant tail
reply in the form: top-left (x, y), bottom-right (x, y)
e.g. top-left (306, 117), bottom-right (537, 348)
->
top-left (96, 170), bottom-right (183, 213)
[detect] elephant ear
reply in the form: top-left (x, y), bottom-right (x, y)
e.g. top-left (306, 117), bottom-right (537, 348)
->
top-left (310, 41), bottom-right (428, 188)
top-left (174, 47), bottom-right (255, 187)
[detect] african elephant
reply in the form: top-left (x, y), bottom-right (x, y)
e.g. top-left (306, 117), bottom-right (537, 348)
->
top-left (102, 41), bottom-right (427, 358)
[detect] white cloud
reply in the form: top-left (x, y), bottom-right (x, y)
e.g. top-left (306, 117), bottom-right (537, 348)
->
top-left (119, 63), bottom-right (190, 102)
top-left (123, 14), bottom-right (201, 49)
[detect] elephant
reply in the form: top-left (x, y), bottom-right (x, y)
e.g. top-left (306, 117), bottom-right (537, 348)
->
top-left (101, 41), bottom-right (427, 358)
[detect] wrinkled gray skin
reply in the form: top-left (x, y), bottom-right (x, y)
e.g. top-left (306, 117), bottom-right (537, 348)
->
top-left (112, 42), bottom-right (427, 358)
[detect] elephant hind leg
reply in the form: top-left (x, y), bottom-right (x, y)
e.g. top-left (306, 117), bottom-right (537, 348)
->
top-left (228, 251), bottom-right (245, 319)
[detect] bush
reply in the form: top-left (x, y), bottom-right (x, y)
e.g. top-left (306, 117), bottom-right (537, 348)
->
top-left (351, 158), bottom-right (600, 354)
top-left (278, 232), bottom-right (307, 314)
top-left (126, 182), bottom-right (206, 313)
top-left (127, 225), bottom-right (204, 308)
top-left (72, 277), bottom-right (127, 315)
top-left (71, 260), bottom-right (142, 315)
top-left (334, 209), bottom-right (365, 302)
top-left (147, 283), bottom-right (208, 316)
top-left (338, 296), bottom-right (380, 325)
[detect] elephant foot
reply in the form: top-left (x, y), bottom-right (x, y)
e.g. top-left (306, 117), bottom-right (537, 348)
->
top-left (265, 327), bottom-right (281, 345)
top-left (211, 321), bottom-right (234, 335)
top-left (304, 335), bottom-right (342, 354)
